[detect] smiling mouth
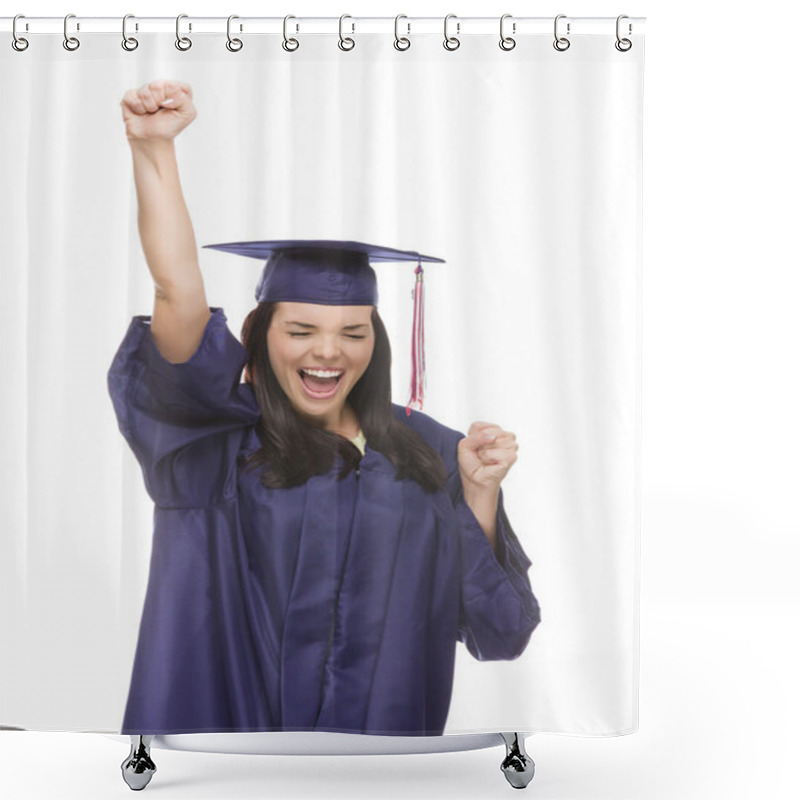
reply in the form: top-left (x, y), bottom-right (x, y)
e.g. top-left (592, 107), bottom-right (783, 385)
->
top-left (298, 368), bottom-right (344, 399)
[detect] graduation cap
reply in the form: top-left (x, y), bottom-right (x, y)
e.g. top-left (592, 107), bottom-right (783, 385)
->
top-left (202, 239), bottom-right (445, 413)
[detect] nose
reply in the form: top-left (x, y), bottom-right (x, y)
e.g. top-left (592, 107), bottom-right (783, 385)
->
top-left (311, 334), bottom-right (341, 361)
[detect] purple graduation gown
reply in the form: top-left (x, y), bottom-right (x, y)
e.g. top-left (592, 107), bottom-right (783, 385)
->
top-left (107, 307), bottom-right (540, 736)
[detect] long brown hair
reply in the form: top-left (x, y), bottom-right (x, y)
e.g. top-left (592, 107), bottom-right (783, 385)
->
top-left (239, 302), bottom-right (447, 492)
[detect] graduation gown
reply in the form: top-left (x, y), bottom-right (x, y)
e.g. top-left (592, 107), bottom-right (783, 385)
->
top-left (108, 307), bottom-right (540, 736)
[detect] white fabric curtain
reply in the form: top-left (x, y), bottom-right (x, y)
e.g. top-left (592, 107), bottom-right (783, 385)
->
top-left (0, 24), bottom-right (643, 735)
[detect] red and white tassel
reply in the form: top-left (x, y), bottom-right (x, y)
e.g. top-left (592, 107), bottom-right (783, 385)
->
top-left (406, 260), bottom-right (426, 415)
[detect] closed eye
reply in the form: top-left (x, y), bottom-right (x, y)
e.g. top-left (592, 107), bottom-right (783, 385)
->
top-left (288, 331), bottom-right (367, 339)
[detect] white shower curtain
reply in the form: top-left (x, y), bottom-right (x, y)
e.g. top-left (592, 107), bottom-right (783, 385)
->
top-left (0, 19), bottom-right (643, 736)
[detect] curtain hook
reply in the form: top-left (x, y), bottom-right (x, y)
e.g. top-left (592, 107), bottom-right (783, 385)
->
top-left (339, 14), bottom-right (355, 51)
top-left (12, 14), bottom-right (29, 52)
top-left (394, 14), bottom-right (411, 51)
top-left (553, 14), bottom-right (570, 52)
top-left (443, 14), bottom-right (460, 51)
top-left (175, 14), bottom-right (192, 51)
top-left (615, 15), bottom-right (632, 52)
top-left (122, 14), bottom-right (139, 52)
top-left (499, 13), bottom-right (516, 51)
top-left (227, 15), bottom-right (243, 52)
top-left (63, 13), bottom-right (80, 51)
top-left (283, 15), bottom-right (299, 51)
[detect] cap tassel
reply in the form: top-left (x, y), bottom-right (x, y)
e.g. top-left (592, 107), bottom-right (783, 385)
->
top-left (406, 261), bottom-right (426, 415)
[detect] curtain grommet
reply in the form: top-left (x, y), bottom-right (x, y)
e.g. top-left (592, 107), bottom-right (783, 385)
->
top-left (499, 14), bottom-right (516, 51)
top-left (553, 14), bottom-right (570, 52)
top-left (394, 15), bottom-right (411, 51)
top-left (63, 13), bottom-right (80, 51)
top-left (12, 14), bottom-right (29, 51)
top-left (615, 15), bottom-right (632, 51)
top-left (175, 14), bottom-right (192, 51)
top-left (226, 15), bottom-right (243, 52)
top-left (282, 15), bottom-right (299, 52)
top-left (121, 14), bottom-right (139, 52)
top-left (443, 14), bottom-right (460, 51)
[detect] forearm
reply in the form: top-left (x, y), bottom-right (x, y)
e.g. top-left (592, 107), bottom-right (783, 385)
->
top-left (462, 484), bottom-right (499, 553)
top-left (130, 138), bottom-right (202, 299)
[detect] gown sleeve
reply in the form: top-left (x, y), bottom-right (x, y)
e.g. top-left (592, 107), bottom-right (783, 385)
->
top-left (107, 306), bottom-right (260, 508)
top-left (391, 405), bottom-right (541, 661)
top-left (446, 433), bottom-right (542, 662)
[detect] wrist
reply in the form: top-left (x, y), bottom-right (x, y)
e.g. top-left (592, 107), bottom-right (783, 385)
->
top-left (129, 136), bottom-right (177, 164)
top-left (461, 476), bottom-right (499, 503)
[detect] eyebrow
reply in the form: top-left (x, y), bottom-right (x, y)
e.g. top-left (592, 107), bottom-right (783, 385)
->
top-left (284, 321), bottom-right (369, 331)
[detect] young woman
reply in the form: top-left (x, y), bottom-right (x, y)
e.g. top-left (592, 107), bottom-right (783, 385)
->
top-left (110, 79), bottom-right (540, 736)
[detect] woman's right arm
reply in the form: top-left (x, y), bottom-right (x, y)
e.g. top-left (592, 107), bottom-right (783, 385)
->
top-left (121, 79), bottom-right (210, 363)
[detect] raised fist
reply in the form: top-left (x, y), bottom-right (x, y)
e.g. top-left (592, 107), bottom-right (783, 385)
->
top-left (120, 79), bottom-right (196, 142)
top-left (457, 421), bottom-right (519, 492)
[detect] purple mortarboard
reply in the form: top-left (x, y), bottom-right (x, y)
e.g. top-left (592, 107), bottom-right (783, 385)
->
top-left (202, 239), bottom-right (445, 413)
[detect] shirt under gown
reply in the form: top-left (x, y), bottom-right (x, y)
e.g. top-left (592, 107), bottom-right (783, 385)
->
top-left (107, 307), bottom-right (540, 736)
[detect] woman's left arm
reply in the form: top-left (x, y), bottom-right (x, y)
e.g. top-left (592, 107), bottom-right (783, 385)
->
top-left (450, 421), bottom-right (540, 660)
top-left (457, 421), bottom-right (519, 553)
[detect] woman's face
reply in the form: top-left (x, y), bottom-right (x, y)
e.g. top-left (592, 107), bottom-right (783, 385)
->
top-left (266, 302), bottom-right (375, 431)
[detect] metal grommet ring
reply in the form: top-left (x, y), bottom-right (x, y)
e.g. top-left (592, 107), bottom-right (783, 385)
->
top-left (175, 14), bottom-right (192, 51)
top-left (12, 15), bottom-right (29, 51)
top-left (443, 14), bottom-right (460, 51)
top-left (226, 15), bottom-right (243, 52)
top-left (63, 13), bottom-right (80, 51)
top-left (499, 13), bottom-right (516, 51)
top-left (338, 14), bottom-right (355, 51)
top-left (282, 15), bottom-right (299, 52)
top-left (553, 14), bottom-right (570, 52)
top-left (122, 14), bottom-right (139, 51)
top-left (394, 14), bottom-right (411, 51)
top-left (615, 14), bottom-right (632, 52)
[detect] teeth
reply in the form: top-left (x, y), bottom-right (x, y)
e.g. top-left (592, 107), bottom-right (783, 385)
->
top-left (301, 368), bottom-right (343, 378)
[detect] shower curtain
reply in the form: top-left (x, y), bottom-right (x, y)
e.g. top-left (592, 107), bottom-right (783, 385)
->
top-left (0, 16), bottom-right (644, 738)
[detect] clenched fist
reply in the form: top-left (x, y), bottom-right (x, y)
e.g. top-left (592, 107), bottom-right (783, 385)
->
top-left (120, 79), bottom-right (196, 142)
top-left (457, 421), bottom-right (519, 493)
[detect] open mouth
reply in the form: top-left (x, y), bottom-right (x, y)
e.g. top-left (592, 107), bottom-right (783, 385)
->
top-left (298, 368), bottom-right (344, 399)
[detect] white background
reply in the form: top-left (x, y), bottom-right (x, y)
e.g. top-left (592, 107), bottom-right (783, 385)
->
top-left (1, 1), bottom-right (798, 799)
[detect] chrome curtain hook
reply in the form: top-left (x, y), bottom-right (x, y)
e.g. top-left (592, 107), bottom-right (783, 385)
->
top-left (553, 14), bottom-right (570, 51)
top-left (499, 13), bottom-right (516, 51)
top-left (339, 14), bottom-right (355, 51)
top-left (394, 14), bottom-right (411, 51)
top-left (227, 15), bottom-right (243, 52)
top-left (12, 14), bottom-right (29, 52)
top-left (175, 14), bottom-right (192, 51)
top-left (615, 14), bottom-right (632, 51)
top-left (63, 13), bottom-right (80, 51)
top-left (122, 14), bottom-right (139, 51)
top-left (443, 14), bottom-right (460, 51)
top-left (283, 15), bottom-right (299, 51)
